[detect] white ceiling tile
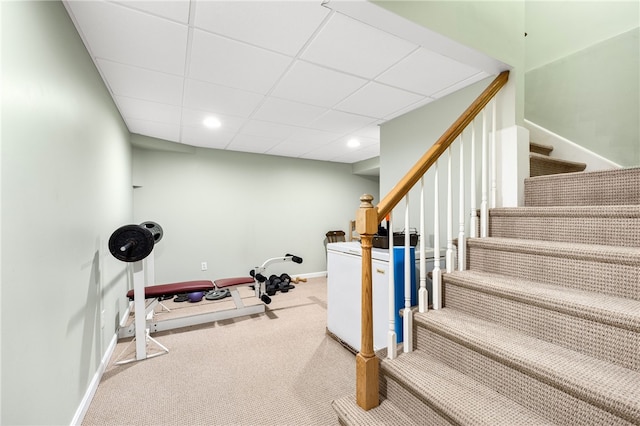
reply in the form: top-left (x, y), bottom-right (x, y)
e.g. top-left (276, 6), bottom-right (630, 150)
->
top-left (301, 12), bottom-right (417, 79)
top-left (181, 108), bottom-right (247, 133)
top-left (282, 128), bottom-right (342, 152)
top-left (336, 82), bottom-right (425, 119)
top-left (271, 60), bottom-right (367, 108)
top-left (226, 133), bottom-right (282, 154)
top-left (384, 97), bottom-right (435, 121)
top-left (309, 110), bottom-right (376, 134)
top-left (189, 30), bottom-right (293, 94)
top-left (266, 141), bottom-right (314, 158)
top-left (431, 72), bottom-right (492, 99)
top-left (239, 120), bottom-right (299, 140)
top-left (66, 1), bottom-right (188, 75)
top-left (127, 118), bottom-right (180, 142)
top-left (97, 59), bottom-right (184, 105)
top-left (377, 48), bottom-right (483, 96)
top-left (252, 98), bottom-right (327, 127)
top-left (350, 124), bottom-right (380, 140)
top-left (332, 145), bottom-right (380, 163)
top-left (113, 0), bottom-right (191, 23)
top-left (116, 96), bottom-right (182, 125)
top-left (181, 126), bottom-right (235, 149)
top-left (183, 79), bottom-right (264, 118)
top-left (194, 1), bottom-right (329, 56)
top-left (300, 140), bottom-right (350, 161)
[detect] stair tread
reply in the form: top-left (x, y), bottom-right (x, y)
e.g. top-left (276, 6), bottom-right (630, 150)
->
top-left (332, 395), bottom-right (420, 426)
top-left (530, 141), bottom-right (554, 155)
top-left (444, 270), bottom-right (640, 332)
top-left (382, 351), bottom-right (556, 426)
top-left (529, 152), bottom-right (587, 168)
top-left (414, 309), bottom-right (640, 423)
top-left (489, 205), bottom-right (640, 218)
top-left (467, 237), bottom-right (640, 266)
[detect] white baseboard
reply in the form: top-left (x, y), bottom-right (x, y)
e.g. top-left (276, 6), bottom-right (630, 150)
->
top-left (524, 120), bottom-right (622, 171)
top-left (297, 271), bottom-right (327, 279)
top-left (70, 333), bottom-right (118, 426)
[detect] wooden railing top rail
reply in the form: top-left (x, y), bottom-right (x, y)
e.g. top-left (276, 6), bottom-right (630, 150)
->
top-left (376, 70), bottom-right (509, 222)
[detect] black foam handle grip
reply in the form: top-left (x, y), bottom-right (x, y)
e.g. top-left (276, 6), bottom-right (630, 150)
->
top-left (286, 253), bottom-right (303, 264)
top-left (255, 273), bottom-right (267, 283)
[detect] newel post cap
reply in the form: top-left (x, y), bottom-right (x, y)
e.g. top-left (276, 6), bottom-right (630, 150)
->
top-left (356, 194), bottom-right (378, 235)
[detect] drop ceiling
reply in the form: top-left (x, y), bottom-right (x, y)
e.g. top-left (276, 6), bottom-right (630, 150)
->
top-left (63, 0), bottom-right (500, 164)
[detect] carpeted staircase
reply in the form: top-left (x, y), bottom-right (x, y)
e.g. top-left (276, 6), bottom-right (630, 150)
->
top-left (333, 152), bottom-right (640, 424)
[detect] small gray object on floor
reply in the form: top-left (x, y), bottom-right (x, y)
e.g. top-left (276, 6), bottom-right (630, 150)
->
top-left (205, 289), bottom-right (230, 300)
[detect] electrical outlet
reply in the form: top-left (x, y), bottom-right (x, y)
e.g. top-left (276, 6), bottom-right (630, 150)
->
top-left (201, 262), bottom-right (207, 271)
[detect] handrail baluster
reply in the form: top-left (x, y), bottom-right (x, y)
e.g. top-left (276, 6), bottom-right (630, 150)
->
top-left (446, 149), bottom-right (454, 273)
top-left (403, 194), bottom-right (413, 353)
top-left (387, 211), bottom-right (397, 360)
top-left (432, 162), bottom-right (442, 310)
top-left (419, 177), bottom-right (427, 313)
top-left (458, 134), bottom-right (466, 271)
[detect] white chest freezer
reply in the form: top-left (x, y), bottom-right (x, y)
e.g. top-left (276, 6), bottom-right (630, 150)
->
top-left (326, 242), bottom-right (439, 352)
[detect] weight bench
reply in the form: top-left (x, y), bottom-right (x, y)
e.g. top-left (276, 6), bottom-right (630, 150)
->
top-left (118, 277), bottom-right (262, 338)
top-left (116, 254), bottom-right (302, 364)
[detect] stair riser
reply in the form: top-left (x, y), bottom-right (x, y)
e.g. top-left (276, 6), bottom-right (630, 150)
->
top-left (379, 374), bottom-right (451, 426)
top-left (530, 157), bottom-right (585, 177)
top-left (529, 143), bottom-right (553, 156)
top-left (466, 246), bottom-right (640, 301)
top-left (489, 216), bottom-right (639, 247)
top-left (443, 282), bottom-right (640, 372)
top-left (414, 326), bottom-right (632, 426)
top-left (524, 168), bottom-right (640, 207)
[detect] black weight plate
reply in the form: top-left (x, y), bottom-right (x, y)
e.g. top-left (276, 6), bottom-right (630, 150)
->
top-left (140, 221), bottom-right (163, 243)
top-left (108, 224), bottom-right (155, 262)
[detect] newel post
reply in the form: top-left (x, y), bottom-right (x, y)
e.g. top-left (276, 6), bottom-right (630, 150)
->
top-left (355, 194), bottom-right (380, 410)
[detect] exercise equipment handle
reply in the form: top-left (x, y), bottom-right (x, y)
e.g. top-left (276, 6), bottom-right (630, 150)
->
top-left (286, 253), bottom-right (303, 264)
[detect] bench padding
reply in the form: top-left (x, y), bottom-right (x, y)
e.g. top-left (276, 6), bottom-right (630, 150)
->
top-left (214, 276), bottom-right (254, 288)
top-left (126, 280), bottom-right (215, 300)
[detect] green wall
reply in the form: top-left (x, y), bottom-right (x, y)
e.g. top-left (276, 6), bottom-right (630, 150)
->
top-left (132, 143), bottom-right (379, 282)
top-left (1, 2), bottom-right (132, 424)
top-left (525, 1), bottom-right (639, 72)
top-left (525, 1), bottom-right (639, 167)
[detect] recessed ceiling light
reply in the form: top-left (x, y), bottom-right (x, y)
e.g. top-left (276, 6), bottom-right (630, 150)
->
top-left (203, 116), bottom-right (222, 129)
top-left (347, 138), bottom-right (360, 148)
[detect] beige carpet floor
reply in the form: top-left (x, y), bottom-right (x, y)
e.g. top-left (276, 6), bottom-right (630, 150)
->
top-left (82, 277), bottom-right (355, 426)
